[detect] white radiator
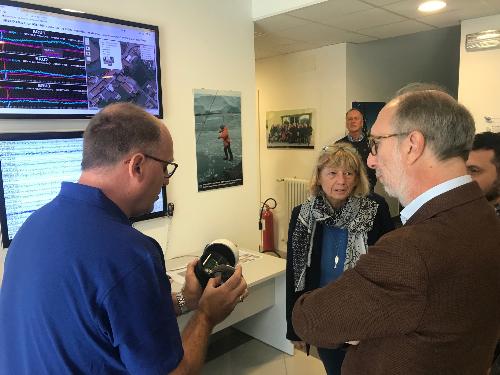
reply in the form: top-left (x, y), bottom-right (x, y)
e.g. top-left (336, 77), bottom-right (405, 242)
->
top-left (283, 178), bottom-right (309, 226)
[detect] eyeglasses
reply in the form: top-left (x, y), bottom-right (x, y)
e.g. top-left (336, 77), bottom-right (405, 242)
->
top-left (368, 133), bottom-right (409, 156)
top-left (144, 154), bottom-right (178, 178)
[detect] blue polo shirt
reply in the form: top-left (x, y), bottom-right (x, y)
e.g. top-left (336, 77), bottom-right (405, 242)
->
top-left (0, 182), bottom-right (182, 374)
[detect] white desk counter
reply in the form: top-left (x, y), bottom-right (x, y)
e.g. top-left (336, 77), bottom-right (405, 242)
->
top-left (171, 249), bottom-right (293, 355)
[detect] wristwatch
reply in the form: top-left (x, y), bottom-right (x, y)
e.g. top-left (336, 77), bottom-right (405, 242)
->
top-left (176, 290), bottom-right (188, 315)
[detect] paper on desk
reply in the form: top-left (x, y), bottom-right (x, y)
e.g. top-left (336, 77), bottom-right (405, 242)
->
top-left (167, 269), bottom-right (186, 286)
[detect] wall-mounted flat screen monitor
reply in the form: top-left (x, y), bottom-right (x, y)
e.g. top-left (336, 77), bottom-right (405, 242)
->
top-left (0, 0), bottom-right (162, 118)
top-left (0, 131), bottom-right (167, 248)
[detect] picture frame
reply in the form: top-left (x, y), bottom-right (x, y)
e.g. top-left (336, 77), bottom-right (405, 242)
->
top-left (266, 109), bottom-right (314, 149)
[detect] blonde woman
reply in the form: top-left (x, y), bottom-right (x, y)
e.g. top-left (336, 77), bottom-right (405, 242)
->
top-left (285, 143), bottom-right (394, 374)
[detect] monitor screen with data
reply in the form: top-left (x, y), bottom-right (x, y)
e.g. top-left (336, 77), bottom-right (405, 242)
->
top-left (0, 0), bottom-right (162, 118)
top-left (0, 131), bottom-right (167, 248)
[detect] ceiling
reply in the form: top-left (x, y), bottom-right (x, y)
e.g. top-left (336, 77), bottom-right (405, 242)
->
top-left (254, 0), bottom-right (500, 59)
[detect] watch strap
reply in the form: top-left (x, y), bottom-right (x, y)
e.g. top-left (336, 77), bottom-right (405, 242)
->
top-left (176, 290), bottom-right (188, 314)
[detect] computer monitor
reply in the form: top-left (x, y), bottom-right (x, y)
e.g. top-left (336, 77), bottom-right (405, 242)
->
top-left (0, 0), bottom-right (163, 118)
top-left (0, 131), bottom-right (167, 248)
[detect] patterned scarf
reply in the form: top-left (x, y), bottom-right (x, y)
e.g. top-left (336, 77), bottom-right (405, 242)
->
top-left (292, 193), bottom-right (378, 292)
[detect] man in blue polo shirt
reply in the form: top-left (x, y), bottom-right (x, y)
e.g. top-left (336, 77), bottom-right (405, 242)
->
top-left (0, 103), bottom-right (248, 374)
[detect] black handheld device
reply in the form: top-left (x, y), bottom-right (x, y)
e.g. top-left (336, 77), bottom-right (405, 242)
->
top-left (194, 239), bottom-right (239, 288)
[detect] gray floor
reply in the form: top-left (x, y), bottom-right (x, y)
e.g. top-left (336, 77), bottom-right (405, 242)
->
top-left (203, 328), bottom-right (326, 375)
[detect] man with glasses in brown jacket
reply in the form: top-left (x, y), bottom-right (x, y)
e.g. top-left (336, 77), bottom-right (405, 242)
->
top-left (292, 87), bottom-right (500, 374)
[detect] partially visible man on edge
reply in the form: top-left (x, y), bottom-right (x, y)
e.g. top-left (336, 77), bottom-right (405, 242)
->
top-left (467, 131), bottom-right (500, 217)
top-left (292, 87), bottom-right (500, 374)
top-left (0, 102), bottom-right (248, 374)
top-left (467, 131), bottom-right (500, 375)
top-left (337, 109), bottom-right (377, 191)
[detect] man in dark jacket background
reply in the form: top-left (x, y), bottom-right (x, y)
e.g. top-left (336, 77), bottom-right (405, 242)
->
top-left (337, 109), bottom-right (377, 190)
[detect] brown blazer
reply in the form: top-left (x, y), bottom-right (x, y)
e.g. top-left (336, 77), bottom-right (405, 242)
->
top-left (292, 182), bottom-right (500, 374)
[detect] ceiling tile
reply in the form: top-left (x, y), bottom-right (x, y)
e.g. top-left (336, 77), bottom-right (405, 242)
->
top-left (255, 40), bottom-right (327, 60)
top-left (346, 34), bottom-right (379, 43)
top-left (288, 0), bottom-right (372, 22)
top-left (358, 19), bottom-right (434, 38)
top-left (449, 0), bottom-right (500, 9)
top-left (255, 48), bottom-right (280, 60)
top-left (273, 22), bottom-right (375, 44)
top-left (417, 14), bottom-right (459, 28)
top-left (490, 0), bottom-right (500, 12)
top-left (322, 7), bottom-right (408, 31)
top-left (383, 0), bottom-right (497, 20)
top-left (417, 3), bottom-right (500, 27)
top-left (383, 0), bottom-right (447, 19)
top-left (254, 14), bottom-right (309, 34)
top-left (275, 41), bottom-right (328, 54)
top-left (254, 33), bottom-right (302, 48)
top-left (362, 0), bottom-right (405, 5)
top-left (417, 10), bottom-right (463, 28)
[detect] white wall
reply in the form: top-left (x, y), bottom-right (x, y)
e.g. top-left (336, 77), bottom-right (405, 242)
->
top-left (256, 44), bottom-right (348, 252)
top-left (0, 0), bottom-right (258, 282)
top-left (459, 14), bottom-right (500, 133)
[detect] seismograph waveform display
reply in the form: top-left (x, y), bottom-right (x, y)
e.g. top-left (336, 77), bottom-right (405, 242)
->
top-left (0, 25), bottom-right (87, 109)
top-left (0, 136), bottom-right (83, 239)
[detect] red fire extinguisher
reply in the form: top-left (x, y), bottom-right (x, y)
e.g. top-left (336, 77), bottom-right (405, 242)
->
top-left (259, 198), bottom-right (279, 256)
top-left (262, 205), bottom-right (274, 252)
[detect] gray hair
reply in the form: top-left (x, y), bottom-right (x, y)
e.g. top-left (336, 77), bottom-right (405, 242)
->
top-left (345, 108), bottom-right (363, 118)
top-left (82, 102), bottom-right (162, 170)
top-left (395, 82), bottom-right (450, 97)
top-left (392, 90), bottom-right (475, 161)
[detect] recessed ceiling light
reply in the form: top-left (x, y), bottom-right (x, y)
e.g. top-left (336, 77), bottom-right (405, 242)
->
top-left (418, 1), bottom-right (447, 13)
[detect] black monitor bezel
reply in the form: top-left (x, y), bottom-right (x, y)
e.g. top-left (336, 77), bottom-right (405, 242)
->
top-left (0, 0), bottom-right (163, 119)
top-left (129, 186), bottom-right (167, 224)
top-left (0, 131), bottom-right (167, 248)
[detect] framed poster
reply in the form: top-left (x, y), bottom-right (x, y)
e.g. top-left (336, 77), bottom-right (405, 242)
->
top-left (194, 89), bottom-right (243, 191)
top-left (266, 109), bottom-right (314, 149)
